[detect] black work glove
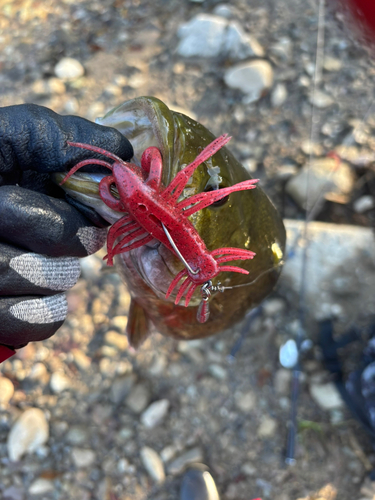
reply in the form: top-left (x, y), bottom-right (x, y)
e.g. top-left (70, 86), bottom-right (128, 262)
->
top-left (0, 104), bottom-right (133, 361)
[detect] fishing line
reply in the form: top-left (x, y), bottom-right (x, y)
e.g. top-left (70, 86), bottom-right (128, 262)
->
top-left (284, 0), bottom-right (327, 466)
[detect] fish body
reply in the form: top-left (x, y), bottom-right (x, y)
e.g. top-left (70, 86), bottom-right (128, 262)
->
top-left (56, 97), bottom-right (286, 346)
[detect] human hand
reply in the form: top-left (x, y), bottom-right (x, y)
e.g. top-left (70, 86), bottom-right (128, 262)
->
top-left (0, 104), bottom-right (133, 361)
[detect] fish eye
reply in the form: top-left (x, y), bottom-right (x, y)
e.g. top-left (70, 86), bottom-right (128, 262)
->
top-left (204, 185), bottom-right (229, 207)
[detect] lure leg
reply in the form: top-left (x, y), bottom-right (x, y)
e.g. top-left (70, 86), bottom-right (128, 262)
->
top-left (60, 159), bottom-right (114, 184)
top-left (99, 176), bottom-right (126, 211)
top-left (178, 179), bottom-right (258, 217)
top-left (165, 268), bottom-right (187, 299)
top-left (67, 141), bottom-right (126, 164)
top-left (111, 234), bottom-right (154, 255)
top-left (141, 147), bottom-right (163, 191)
top-left (162, 134), bottom-right (231, 203)
top-left (174, 277), bottom-right (192, 305)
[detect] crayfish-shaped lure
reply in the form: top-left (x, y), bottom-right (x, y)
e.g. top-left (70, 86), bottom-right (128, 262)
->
top-left (61, 134), bottom-right (258, 310)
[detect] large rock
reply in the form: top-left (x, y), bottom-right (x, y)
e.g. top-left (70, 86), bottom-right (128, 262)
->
top-left (7, 408), bottom-right (49, 461)
top-left (177, 14), bottom-right (264, 59)
top-left (281, 220), bottom-right (375, 322)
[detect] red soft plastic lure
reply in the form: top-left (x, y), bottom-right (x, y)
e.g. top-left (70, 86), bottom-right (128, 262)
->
top-left (61, 135), bottom-right (258, 307)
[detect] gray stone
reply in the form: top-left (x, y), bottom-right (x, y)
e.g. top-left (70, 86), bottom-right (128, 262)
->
top-left (66, 426), bottom-right (89, 445)
top-left (0, 376), bottom-right (14, 405)
top-left (353, 195), bottom-right (375, 213)
top-left (110, 374), bottom-right (136, 404)
top-left (309, 90), bottom-right (334, 108)
top-left (262, 298), bottom-right (286, 316)
top-left (208, 364), bottom-right (227, 380)
top-left (141, 399), bottom-right (169, 428)
top-left (270, 37), bottom-right (293, 61)
top-left (281, 219), bottom-right (375, 322)
top-left (167, 447), bottom-right (204, 475)
top-left (7, 408), bottom-right (49, 461)
top-left (54, 57), bottom-right (84, 80)
top-left (177, 14), bottom-right (263, 59)
top-left (213, 4), bottom-right (234, 18)
top-left (310, 382), bottom-right (344, 410)
top-left (285, 157), bottom-right (354, 211)
top-left (140, 446), bottom-right (165, 483)
top-left (177, 15), bottom-right (227, 58)
top-left (71, 448), bottom-right (96, 468)
top-left (271, 83), bottom-right (287, 107)
top-left (224, 60), bottom-right (273, 103)
top-left (126, 383), bottom-right (150, 413)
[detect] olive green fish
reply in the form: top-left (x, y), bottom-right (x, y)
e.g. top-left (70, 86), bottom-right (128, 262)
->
top-left (56, 97), bottom-right (286, 346)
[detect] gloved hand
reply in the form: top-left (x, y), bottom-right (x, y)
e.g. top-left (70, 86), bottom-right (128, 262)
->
top-left (0, 104), bottom-right (133, 361)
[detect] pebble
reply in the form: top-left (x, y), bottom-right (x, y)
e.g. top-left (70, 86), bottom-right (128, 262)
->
top-left (310, 382), bottom-right (344, 410)
top-left (141, 399), bottom-right (170, 428)
top-left (71, 349), bottom-right (91, 370)
top-left (167, 447), bottom-right (204, 475)
top-left (274, 369), bottom-right (292, 395)
top-left (28, 362), bottom-right (49, 383)
top-left (234, 390), bottom-right (257, 412)
top-left (213, 4), bottom-right (233, 18)
top-left (309, 91), bottom-right (334, 109)
top-left (71, 448), bottom-right (96, 468)
top-left (7, 408), bottom-right (49, 462)
top-left (271, 83), bottom-right (287, 107)
top-left (54, 57), bottom-right (85, 81)
top-left (177, 14), bottom-right (263, 59)
top-left (50, 371), bottom-right (71, 393)
top-left (111, 316), bottom-right (128, 332)
top-left (208, 364), bottom-right (227, 380)
top-left (258, 416), bottom-right (277, 438)
top-left (262, 298), bottom-right (285, 316)
top-left (270, 37), bottom-right (293, 61)
top-left (285, 157), bottom-right (354, 211)
top-left (110, 374), bottom-right (136, 404)
top-left (0, 376), bottom-right (14, 405)
top-left (28, 478), bottom-right (54, 495)
top-left (241, 462), bottom-right (256, 476)
top-left (126, 383), bottom-right (151, 413)
top-left (353, 195), bottom-right (375, 213)
top-left (140, 446), bottom-right (165, 483)
top-left (324, 56), bottom-right (343, 72)
top-left (66, 426), bottom-right (89, 445)
top-left (104, 330), bottom-right (129, 350)
top-left (177, 15), bottom-right (227, 58)
top-left (224, 60), bottom-right (273, 103)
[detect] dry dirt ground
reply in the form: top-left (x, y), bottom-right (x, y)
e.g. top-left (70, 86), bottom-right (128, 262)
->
top-left (1, 0), bottom-right (375, 499)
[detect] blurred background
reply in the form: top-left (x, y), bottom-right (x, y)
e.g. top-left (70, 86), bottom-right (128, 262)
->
top-left (1, 0), bottom-right (375, 499)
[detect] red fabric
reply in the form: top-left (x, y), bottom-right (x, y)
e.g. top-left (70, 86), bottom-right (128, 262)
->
top-left (0, 345), bottom-right (16, 363)
top-left (347, 0), bottom-right (375, 39)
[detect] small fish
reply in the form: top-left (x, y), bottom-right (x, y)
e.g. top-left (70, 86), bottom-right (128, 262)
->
top-left (55, 97), bottom-right (286, 347)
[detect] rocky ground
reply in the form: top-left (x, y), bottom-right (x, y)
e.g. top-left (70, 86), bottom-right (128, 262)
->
top-left (1, 0), bottom-right (375, 499)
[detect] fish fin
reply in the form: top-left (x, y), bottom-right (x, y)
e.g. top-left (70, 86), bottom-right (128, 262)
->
top-left (126, 299), bottom-right (150, 348)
